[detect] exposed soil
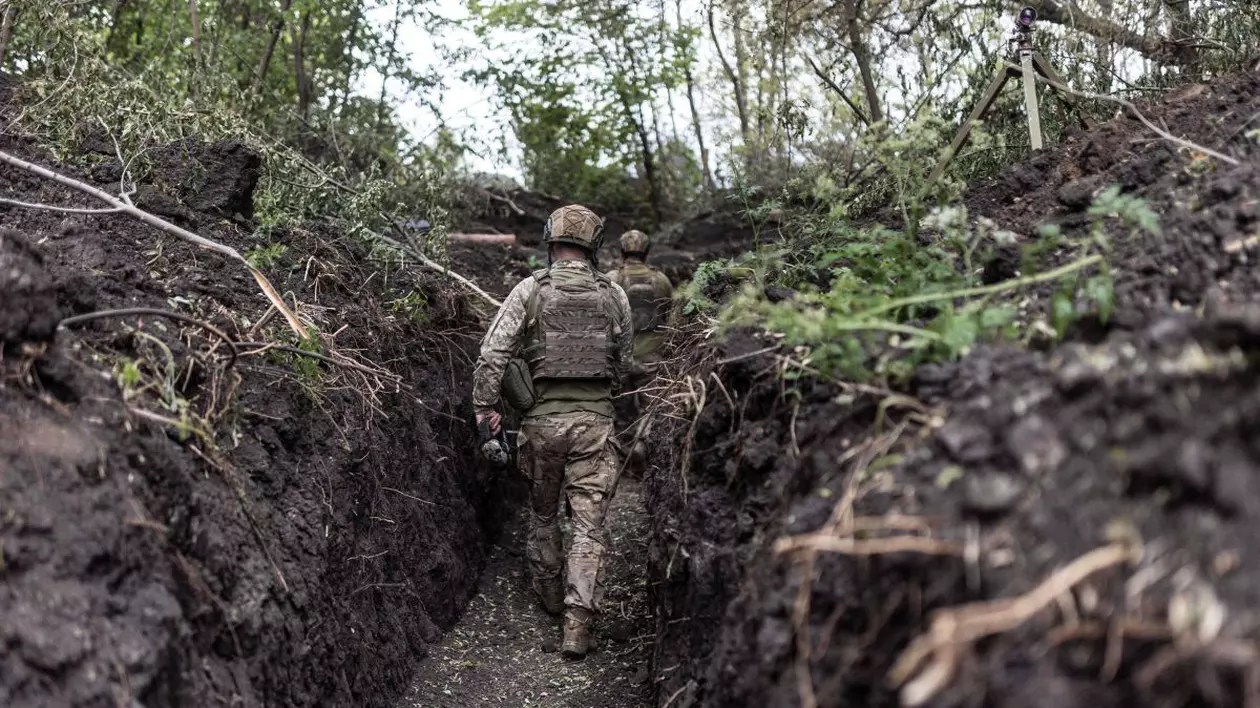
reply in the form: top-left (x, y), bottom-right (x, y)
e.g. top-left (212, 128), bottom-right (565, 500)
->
top-left (0, 128), bottom-right (500, 707)
top-left (401, 477), bottom-right (653, 708)
top-left (644, 69), bottom-right (1260, 708)
top-left (11, 52), bottom-right (1259, 708)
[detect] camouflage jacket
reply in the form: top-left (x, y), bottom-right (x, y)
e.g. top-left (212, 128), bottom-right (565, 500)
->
top-left (473, 259), bottom-right (634, 418)
top-left (607, 261), bottom-right (674, 362)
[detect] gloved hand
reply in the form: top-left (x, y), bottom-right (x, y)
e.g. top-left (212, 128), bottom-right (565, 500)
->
top-left (476, 411), bottom-right (510, 466)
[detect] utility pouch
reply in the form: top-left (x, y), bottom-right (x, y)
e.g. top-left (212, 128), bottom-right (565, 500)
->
top-left (501, 358), bottom-right (537, 412)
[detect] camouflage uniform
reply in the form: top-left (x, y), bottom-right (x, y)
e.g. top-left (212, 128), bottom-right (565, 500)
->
top-left (473, 206), bottom-right (634, 648)
top-left (606, 230), bottom-right (674, 469)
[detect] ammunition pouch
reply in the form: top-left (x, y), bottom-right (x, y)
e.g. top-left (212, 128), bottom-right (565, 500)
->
top-left (501, 358), bottom-right (537, 412)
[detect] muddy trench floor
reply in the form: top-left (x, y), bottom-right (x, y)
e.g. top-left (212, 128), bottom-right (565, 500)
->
top-left (401, 477), bottom-right (655, 708)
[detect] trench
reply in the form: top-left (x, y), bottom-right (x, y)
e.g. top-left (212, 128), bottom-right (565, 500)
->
top-left (8, 67), bottom-right (1260, 708)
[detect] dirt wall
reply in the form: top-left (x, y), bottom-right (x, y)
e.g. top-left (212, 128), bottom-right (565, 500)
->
top-left (644, 71), bottom-right (1260, 708)
top-left (0, 135), bottom-right (500, 708)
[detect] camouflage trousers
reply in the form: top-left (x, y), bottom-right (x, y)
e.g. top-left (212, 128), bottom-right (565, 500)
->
top-left (518, 411), bottom-right (621, 613)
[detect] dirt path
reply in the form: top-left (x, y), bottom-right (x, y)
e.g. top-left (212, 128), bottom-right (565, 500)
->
top-left (401, 477), bottom-right (654, 708)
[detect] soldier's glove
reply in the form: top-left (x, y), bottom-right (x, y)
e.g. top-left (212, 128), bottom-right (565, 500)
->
top-left (477, 416), bottom-right (511, 466)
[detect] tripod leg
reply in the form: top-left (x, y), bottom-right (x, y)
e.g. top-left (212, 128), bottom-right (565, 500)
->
top-left (1032, 52), bottom-right (1094, 129)
top-left (926, 63), bottom-right (1012, 187)
top-left (1020, 52), bottom-right (1044, 150)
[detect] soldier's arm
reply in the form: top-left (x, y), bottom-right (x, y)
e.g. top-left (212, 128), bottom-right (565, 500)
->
top-left (472, 278), bottom-right (534, 412)
top-left (610, 283), bottom-right (636, 393)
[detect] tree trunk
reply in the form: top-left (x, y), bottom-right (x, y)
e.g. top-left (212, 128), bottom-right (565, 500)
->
top-left (334, 5), bottom-right (364, 114)
top-left (376, 0), bottom-right (405, 133)
top-left (708, 3), bottom-right (750, 144)
top-left (253, 0), bottom-right (295, 93)
top-left (847, 1), bottom-right (883, 124)
top-left (293, 12), bottom-right (313, 119)
top-left (1093, 0), bottom-right (1113, 93)
top-left (105, 0), bottom-right (128, 52)
top-left (679, 0), bottom-right (714, 191)
top-left (632, 105), bottom-right (664, 225)
top-left (1163, 0), bottom-right (1200, 71)
top-left (188, 0), bottom-right (202, 69)
top-left (0, 5), bottom-right (17, 69)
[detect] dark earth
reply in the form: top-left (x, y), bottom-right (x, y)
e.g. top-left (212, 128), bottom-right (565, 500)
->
top-left (0, 122), bottom-right (500, 706)
top-left (5, 55), bottom-right (1260, 708)
top-left (644, 68), bottom-right (1260, 708)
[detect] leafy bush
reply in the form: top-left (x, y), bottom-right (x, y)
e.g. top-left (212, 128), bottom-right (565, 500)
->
top-left (688, 181), bottom-right (1160, 382)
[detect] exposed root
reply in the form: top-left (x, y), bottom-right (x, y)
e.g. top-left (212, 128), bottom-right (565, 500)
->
top-left (59, 307), bottom-right (239, 369)
top-left (774, 535), bottom-right (963, 557)
top-left (888, 540), bottom-right (1143, 707)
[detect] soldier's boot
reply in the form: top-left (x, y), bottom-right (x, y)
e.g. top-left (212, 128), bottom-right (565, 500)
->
top-left (537, 576), bottom-right (565, 616)
top-left (560, 608), bottom-right (592, 659)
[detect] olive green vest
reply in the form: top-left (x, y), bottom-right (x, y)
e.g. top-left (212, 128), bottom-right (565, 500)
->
top-left (617, 262), bottom-right (669, 361)
top-left (522, 264), bottom-right (618, 417)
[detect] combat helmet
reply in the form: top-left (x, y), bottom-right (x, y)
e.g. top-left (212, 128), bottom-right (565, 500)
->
top-left (619, 229), bottom-right (650, 257)
top-left (543, 204), bottom-right (605, 254)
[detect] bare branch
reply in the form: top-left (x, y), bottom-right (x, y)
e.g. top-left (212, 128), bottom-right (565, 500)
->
top-left (804, 55), bottom-right (871, 126)
top-left (0, 148), bottom-right (308, 337)
top-left (0, 196), bottom-right (124, 214)
top-left (59, 307), bottom-right (239, 369)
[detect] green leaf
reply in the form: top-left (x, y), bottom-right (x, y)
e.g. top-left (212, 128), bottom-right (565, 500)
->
top-left (937, 309), bottom-right (979, 355)
top-left (1086, 274), bottom-right (1114, 323)
top-left (1051, 291), bottom-right (1075, 337)
top-left (979, 305), bottom-right (1016, 329)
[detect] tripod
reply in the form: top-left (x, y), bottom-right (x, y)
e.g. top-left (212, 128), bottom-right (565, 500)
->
top-left (926, 20), bottom-right (1092, 186)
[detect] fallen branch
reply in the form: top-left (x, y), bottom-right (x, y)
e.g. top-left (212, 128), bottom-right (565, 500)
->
top-left (364, 227), bottom-right (503, 309)
top-left (59, 307), bottom-right (238, 370)
top-left (856, 254), bottom-right (1104, 320)
top-left (1021, 69), bottom-right (1241, 166)
top-left (0, 196), bottom-right (124, 214)
top-left (381, 486), bottom-right (436, 506)
top-left (482, 188), bottom-right (526, 215)
top-left (889, 541), bottom-right (1141, 706)
top-left (0, 148), bottom-right (307, 338)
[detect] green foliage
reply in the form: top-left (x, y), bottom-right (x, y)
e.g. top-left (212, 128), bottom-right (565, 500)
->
top-left (467, 0), bottom-right (697, 215)
top-left (704, 185), bottom-right (1140, 382)
top-left (3, 0), bottom-right (461, 241)
top-left (245, 243), bottom-right (289, 270)
top-left (390, 290), bottom-right (429, 324)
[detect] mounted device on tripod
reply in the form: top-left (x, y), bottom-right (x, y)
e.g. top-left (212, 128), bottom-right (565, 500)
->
top-left (926, 6), bottom-right (1093, 186)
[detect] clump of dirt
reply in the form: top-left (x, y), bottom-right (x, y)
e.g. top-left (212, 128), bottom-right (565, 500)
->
top-left (644, 69), bottom-right (1260, 708)
top-left (0, 129), bottom-right (499, 708)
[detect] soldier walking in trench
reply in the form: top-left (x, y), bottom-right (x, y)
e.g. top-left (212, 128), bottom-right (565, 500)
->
top-left (472, 204), bottom-right (635, 658)
top-left (606, 230), bottom-right (674, 470)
